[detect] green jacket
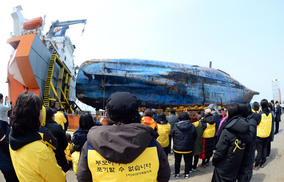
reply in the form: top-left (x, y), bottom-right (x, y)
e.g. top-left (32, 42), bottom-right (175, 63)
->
top-left (192, 121), bottom-right (204, 156)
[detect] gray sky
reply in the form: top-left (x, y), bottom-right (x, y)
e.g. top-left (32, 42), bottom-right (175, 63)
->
top-left (0, 0), bottom-right (283, 103)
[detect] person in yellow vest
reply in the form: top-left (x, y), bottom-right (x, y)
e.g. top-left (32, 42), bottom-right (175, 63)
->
top-left (9, 92), bottom-right (66, 181)
top-left (65, 133), bottom-right (73, 168)
top-left (77, 92), bottom-right (170, 182)
top-left (141, 108), bottom-right (158, 132)
top-left (156, 112), bottom-right (171, 156)
top-left (199, 109), bottom-right (216, 167)
top-left (252, 102), bottom-right (260, 113)
top-left (72, 150), bottom-right (80, 175)
top-left (38, 106), bottom-right (58, 151)
top-left (254, 99), bottom-right (273, 169)
top-left (54, 108), bottom-right (67, 131)
top-left (45, 107), bottom-right (69, 172)
top-left (71, 113), bottom-right (99, 174)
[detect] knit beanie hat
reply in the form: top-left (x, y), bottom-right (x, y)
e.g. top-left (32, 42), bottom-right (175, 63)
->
top-left (106, 92), bottom-right (140, 124)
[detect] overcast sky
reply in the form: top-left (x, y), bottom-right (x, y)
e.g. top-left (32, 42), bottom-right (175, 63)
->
top-left (0, 0), bottom-right (283, 103)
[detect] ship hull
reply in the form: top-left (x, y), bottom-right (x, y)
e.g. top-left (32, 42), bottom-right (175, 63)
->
top-left (76, 59), bottom-right (259, 109)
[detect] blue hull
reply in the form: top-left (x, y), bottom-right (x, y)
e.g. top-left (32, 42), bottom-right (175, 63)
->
top-left (76, 59), bottom-right (259, 109)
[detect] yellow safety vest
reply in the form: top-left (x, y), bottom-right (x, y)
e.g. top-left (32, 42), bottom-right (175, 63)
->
top-left (87, 139), bottom-right (159, 182)
top-left (54, 112), bottom-right (67, 130)
top-left (72, 151), bottom-right (80, 175)
top-left (156, 123), bottom-right (171, 148)
top-left (202, 123), bottom-right (216, 138)
top-left (257, 111), bottom-right (272, 138)
top-left (193, 121), bottom-right (200, 128)
top-left (252, 109), bottom-right (260, 113)
top-left (65, 142), bottom-right (73, 163)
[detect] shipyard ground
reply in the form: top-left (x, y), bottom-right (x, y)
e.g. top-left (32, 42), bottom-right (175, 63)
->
top-left (1, 115), bottom-right (284, 181)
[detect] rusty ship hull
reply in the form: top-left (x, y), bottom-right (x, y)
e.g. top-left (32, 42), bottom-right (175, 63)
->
top-left (76, 59), bottom-right (259, 109)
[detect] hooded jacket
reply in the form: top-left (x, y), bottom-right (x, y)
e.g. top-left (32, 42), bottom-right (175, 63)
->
top-left (9, 130), bottom-right (66, 182)
top-left (237, 112), bottom-right (260, 182)
top-left (72, 127), bottom-right (89, 152)
top-left (212, 116), bottom-right (249, 182)
top-left (172, 120), bottom-right (197, 153)
top-left (77, 123), bottom-right (170, 182)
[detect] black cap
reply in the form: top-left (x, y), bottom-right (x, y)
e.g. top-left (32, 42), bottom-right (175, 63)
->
top-left (106, 92), bottom-right (140, 123)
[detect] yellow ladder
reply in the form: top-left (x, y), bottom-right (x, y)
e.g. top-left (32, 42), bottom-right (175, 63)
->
top-left (43, 54), bottom-right (73, 113)
top-left (44, 54), bottom-right (56, 107)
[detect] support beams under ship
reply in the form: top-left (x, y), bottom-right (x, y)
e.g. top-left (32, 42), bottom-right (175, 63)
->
top-left (76, 59), bottom-right (259, 109)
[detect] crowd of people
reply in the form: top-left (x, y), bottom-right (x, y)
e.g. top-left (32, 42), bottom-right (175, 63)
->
top-left (0, 91), bottom-right (282, 182)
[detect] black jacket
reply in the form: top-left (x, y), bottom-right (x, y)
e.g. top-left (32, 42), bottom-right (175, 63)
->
top-left (275, 105), bottom-right (282, 122)
top-left (269, 111), bottom-right (275, 141)
top-left (237, 113), bottom-right (260, 182)
top-left (173, 120), bottom-right (197, 152)
top-left (72, 128), bottom-right (89, 152)
top-left (45, 119), bottom-right (69, 172)
top-left (213, 112), bottom-right (221, 135)
top-left (212, 116), bottom-right (249, 182)
top-left (0, 126), bottom-right (15, 172)
top-left (39, 126), bottom-right (58, 150)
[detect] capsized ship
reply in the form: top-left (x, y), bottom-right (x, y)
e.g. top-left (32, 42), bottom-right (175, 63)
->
top-left (7, 6), bottom-right (86, 112)
top-left (76, 59), bottom-right (259, 109)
